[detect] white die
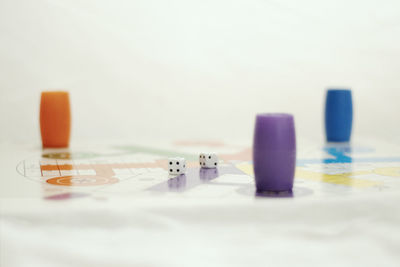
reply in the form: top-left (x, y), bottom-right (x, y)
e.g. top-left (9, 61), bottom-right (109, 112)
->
top-left (168, 157), bottom-right (186, 175)
top-left (199, 153), bottom-right (218, 168)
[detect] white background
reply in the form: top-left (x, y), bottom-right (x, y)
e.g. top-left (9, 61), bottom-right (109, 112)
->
top-left (0, 0), bottom-right (399, 144)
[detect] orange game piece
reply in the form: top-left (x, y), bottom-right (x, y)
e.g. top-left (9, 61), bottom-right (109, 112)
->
top-left (40, 91), bottom-right (71, 148)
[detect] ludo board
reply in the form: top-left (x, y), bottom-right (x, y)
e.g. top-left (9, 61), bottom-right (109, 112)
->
top-left (3, 138), bottom-right (400, 201)
top-left (1, 138), bottom-right (400, 267)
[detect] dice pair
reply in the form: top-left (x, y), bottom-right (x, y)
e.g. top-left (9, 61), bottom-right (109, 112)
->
top-left (199, 153), bottom-right (218, 168)
top-left (168, 157), bottom-right (186, 175)
top-left (167, 153), bottom-right (219, 176)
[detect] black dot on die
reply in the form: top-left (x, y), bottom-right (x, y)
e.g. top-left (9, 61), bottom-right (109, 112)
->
top-left (169, 162), bottom-right (172, 165)
top-left (177, 169), bottom-right (180, 172)
top-left (209, 156), bottom-right (211, 159)
top-left (214, 163), bottom-right (217, 166)
top-left (169, 169), bottom-right (173, 172)
top-left (202, 162), bottom-right (205, 166)
top-left (176, 162), bottom-right (179, 165)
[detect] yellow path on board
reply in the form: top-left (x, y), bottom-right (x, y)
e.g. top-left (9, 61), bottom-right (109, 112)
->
top-left (235, 163), bottom-right (382, 188)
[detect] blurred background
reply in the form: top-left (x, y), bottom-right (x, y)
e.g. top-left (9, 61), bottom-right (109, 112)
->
top-left (0, 0), bottom-right (399, 144)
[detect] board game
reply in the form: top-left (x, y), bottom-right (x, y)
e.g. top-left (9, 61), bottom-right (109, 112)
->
top-left (1, 138), bottom-right (400, 266)
top-left (3, 138), bottom-right (400, 200)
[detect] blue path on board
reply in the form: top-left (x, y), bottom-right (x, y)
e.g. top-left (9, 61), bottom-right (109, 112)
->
top-left (297, 146), bottom-right (400, 166)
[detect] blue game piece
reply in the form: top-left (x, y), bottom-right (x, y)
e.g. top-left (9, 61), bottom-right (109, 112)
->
top-left (325, 89), bottom-right (353, 142)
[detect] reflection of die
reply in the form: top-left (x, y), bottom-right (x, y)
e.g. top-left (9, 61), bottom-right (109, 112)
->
top-left (168, 157), bottom-right (186, 175)
top-left (199, 168), bottom-right (219, 181)
top-left (199, 153), bottom-right (218, 168)
top-left (168, 175), bottom-right (187, 190)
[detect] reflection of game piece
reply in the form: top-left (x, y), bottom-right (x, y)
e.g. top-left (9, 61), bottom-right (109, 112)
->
top-left (168, 157), bottom-right (186, 175)
top-left (199, 153), bottom-right (218, 168)
top-left (40, 91), bottom-right (71, 148)
top-left (253, 113), bottom-right (296, 192)
top-left (325, 89), bottom-right (353, 142)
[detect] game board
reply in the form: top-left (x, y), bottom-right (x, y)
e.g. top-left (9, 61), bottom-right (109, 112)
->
top-left (1, 138), bottom-right (400, 267)
top-left (2, 137), bottom-right (400, 201)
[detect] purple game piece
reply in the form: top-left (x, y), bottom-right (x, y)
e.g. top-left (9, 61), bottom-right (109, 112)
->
top-left (253, 113), bottom-right (296, 192)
